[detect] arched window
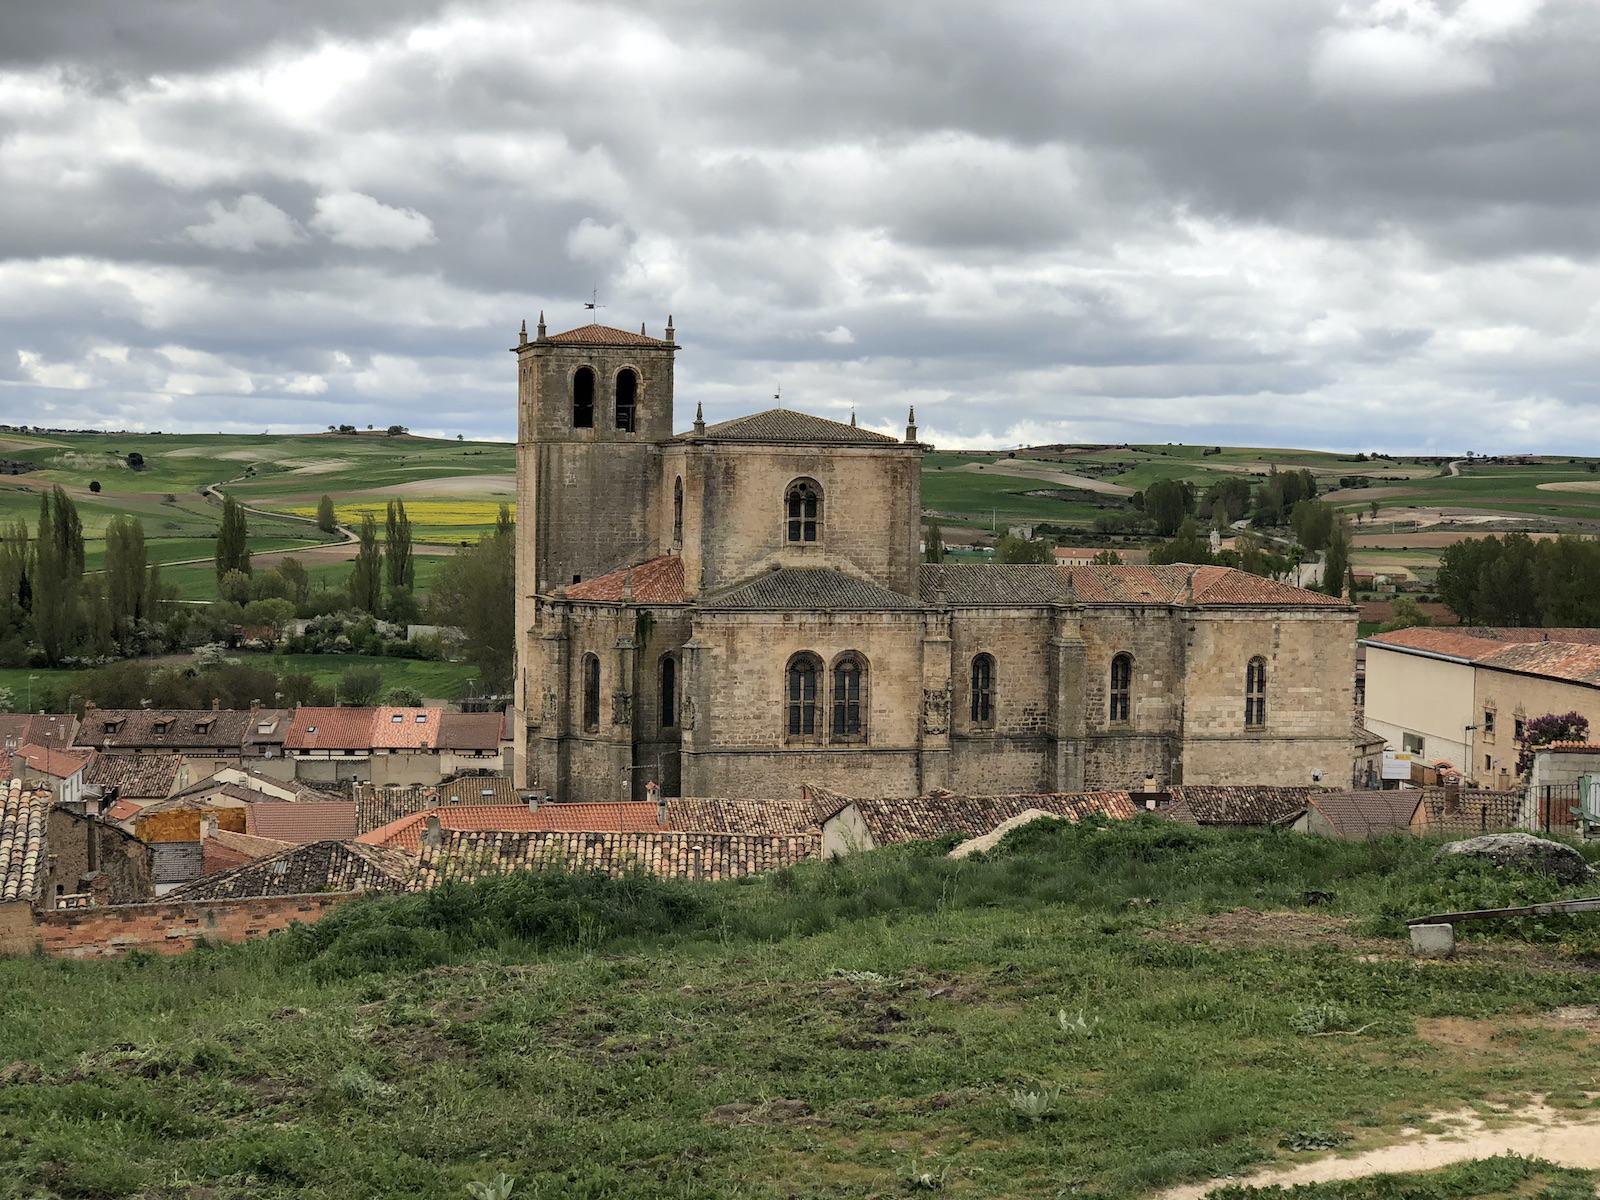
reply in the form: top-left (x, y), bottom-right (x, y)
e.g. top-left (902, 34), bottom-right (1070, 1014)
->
top-left (832, 654), bottom-right (866, 740)
top-left (786, 654), bottom-right (821, 739)
top-left (615, 368), bottom-right (638, 433)
top-left (1109, 653), bottom-right (1132, 723)
top-left (1245, 657), bottom-right (1267, 728)
top-left (573, 367), bottom-right (595, 429)
top-left (673, 477), bottom-right (683, 544)
top-left (659, 655), bottom-right (677, 729)
top-left (786, 479), bottom-right (821, 543)
top-left (582, 654), bottom-right (601, 732)
top-left (970, 654), bottom-right (995, 726)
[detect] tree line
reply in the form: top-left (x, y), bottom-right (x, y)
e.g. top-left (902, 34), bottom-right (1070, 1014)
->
top-left (0, 486), bottom-right (178, 667)
top-left (1436, 533), bottom-right (1600, 627)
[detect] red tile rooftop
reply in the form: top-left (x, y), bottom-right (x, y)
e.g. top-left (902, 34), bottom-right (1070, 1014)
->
top-left (564, 555), bottom-right (686, 604)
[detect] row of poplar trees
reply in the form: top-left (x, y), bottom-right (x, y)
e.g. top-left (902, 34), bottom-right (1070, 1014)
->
top-left (0, 487), bottom-right (172, 667)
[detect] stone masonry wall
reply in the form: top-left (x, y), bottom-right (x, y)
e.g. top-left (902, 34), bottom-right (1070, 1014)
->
top-left (34, 893), bottom-right (357, 959)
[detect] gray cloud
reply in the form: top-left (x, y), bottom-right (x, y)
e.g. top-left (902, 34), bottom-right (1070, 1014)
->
top-left (1, 0), bottom-right (1599, 451)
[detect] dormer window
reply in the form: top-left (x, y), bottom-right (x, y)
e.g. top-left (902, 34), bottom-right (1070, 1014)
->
top-left (153, 717), bottom-right (174, 733)
top-left (104, 719), bottom-right (124, 734)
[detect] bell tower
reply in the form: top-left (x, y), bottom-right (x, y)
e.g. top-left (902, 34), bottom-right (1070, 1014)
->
top-left (512, 315), bottom-right (677, 595)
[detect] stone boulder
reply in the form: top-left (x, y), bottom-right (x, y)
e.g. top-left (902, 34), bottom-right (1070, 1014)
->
top-left (1434, 832), bottom-right (1595, 886)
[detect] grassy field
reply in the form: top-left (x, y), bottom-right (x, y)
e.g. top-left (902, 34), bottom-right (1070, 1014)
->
top-left (269, 652), bottom-right (481, 699)
top-left (5, 819), bottom-right (1600, 1198)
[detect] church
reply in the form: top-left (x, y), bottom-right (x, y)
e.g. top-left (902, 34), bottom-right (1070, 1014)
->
top-left (512, 317), bottom-right (1358, 804)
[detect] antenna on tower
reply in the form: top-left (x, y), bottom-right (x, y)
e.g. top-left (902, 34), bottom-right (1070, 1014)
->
top-left (583, 288), bottom-right (605, 324)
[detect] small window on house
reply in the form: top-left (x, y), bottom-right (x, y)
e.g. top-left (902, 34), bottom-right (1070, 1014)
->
top-left (970, 654), bottom-right (994, 725)
top-left (673, 476), bottom-right (683, 544)
top-left (306, 725), bottom-right (318, 734)
top-left (1514, 718), bottom-right (1525, 739)
top-left (1245, 656), bottom-right (1267, 728)
top-left (415, 714), bottom-right (427, 723)
top-left (392, 714), bottom-right (404, 723)
top-left (786, 654), bottom-right (821, 738)
top-left (1109, 653), bottom-right (1133, 723)
top-left (660, 655), bottom-right (677, 729)
top-left (1486, 754), bottom-right (1492, 770)
top-left (832, 655), bottom-right (866, 739)
top-left (582, 654), bottom-right (601, 733)
top-left (1483, 710), bottom-right (1495, 734)
top-left (786, 479), bottom-right (821, 543)
top-left (573, 367), bottom-right (595, 428)
top-left (1403, 732), bottom-right (1424, 755)
top-left (615, 368), bottom-right (638, 432)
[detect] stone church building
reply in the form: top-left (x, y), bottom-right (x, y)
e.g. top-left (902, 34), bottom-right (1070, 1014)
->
top-left (512, 317), bottom-right (1358, 804)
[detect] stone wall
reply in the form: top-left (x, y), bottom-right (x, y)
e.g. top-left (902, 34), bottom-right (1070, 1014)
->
top-left (43, 810), bottom-right (153, 907)
top-left (34, 893), bottom-right (357, 958)
top-left (1180, 609), bottom-right (1358, 786)
top-left (662, 442), bottom-right (923, 598)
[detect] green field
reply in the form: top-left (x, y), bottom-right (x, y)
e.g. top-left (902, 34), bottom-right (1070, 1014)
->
top-left (270, 652), bottom-right (481, 699)
top-left (5, 819), bottom-right (1600, 1197)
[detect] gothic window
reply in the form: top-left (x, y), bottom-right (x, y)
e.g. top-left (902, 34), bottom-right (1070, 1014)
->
top-left (673, 477), bottom-right (683, 544)
top-left (582, 654), bottom-right (601, 732)
top-left (831, 654), bottom-right (867, 740)
top-left (615, 368), bottom-right (638, 433)
top-left (1245, 656), bottom-right (1267, 728)
top-left (786, 653), bottom-right (821, 739)
top-left (1109, 653), bottom-right (1132, 723)
top-left (786, 479), bottom-right (821, 543)
top-left (970, 654), bottom-right (995, 726)
top-left (573, 367), bottom-right (595, 429)
top-left (659, 655), bottom-right (677, 729)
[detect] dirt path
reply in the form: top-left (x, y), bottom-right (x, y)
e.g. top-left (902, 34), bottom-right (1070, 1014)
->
top-left (1155, 1102), bottom-right (1600, 1200)
top-left (949, 461), bottom-right (1135, 496)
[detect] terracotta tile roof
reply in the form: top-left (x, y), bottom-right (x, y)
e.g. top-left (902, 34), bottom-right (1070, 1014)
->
top-left (437, 776), bottom-right (520, 805)
top-left (202, 838), bottom-right (256, 876)
top-left (1477, 641), bottom-right (1600, 688)
top-left (174, 772), bottom-right (342, 805)
top-left (357, 802), bottom-right (654, 852)
top-left (209, 828), bottom-right (293, 859)
top-left (1307, 791), bottom-right (1421, 838)
top-left (1185, 565), bottom-right (1349, 607)
top-left (1068, 565), bottom-right (1346, 607)
top-left (0, 777), bottom-right (49, 903)
top-left (0, 714), bottom-right (77, 747)
top-left (666, 797), bottom-right (825, 836)
top-left (1363, 627), bottom-right (1513, 661)
top-left (13, 743), bottom-right (94, 778)
top-left (83, 753), bottom-right (182, 800)
top-left (808, 786), bottom-right (1137, 846)
top-left (105, 799), bottom-right (143, 822)
top-left (544, 323), bottom-right (672, 347)
top-left (689, 409), bottom-right (901, 445)
top-left (703, 568), bottom-right (921, 610)
top-left (1163, 785), bottom-right (1325, 827)
top-left (354, 783), bottom-right (444, 834)
top-left (565, 555), bottom-right (686, 604)
top-left (438, 712), bottom-right (506, 752)
top-left (72, 708), bottom-right (290, 752)
top-left (165, 840), bottom-right (412, 900)
top-left (245, 801), bottom-right (359, 844)
top-left (241, 710), bottom-right (293, 747)
top-left (284, 707), bottom-right (378, 752)
top-left (370, 706), bottom-right (445, 750)
top-left (918, 564), bottom-right (1072, 606)
top-left (1542, 742), bottom-right (1600, 754)
top-left (412, 828), bottom-right (819, 887)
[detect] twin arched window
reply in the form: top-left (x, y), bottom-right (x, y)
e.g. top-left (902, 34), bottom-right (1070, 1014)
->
top-left (786, 479), bottom-right (821, 543)
top-left (581, 654), bottom-right (601, 732)
top-left (1109, 653), bottom-right (1132, 723)
top-left (786, 652), bottom-right (867, 741)
top-left (1245, 657), bottom-right (1267, 728)
top-left (971, 654), bottom-right (995, 726)
top-left (571, 367), bottom-right (640, 432)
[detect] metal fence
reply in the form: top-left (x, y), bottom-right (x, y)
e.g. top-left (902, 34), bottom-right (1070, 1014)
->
top-left (1530, 783), bottom-right (1584, 838)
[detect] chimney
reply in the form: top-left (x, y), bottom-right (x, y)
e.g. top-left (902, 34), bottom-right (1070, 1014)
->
top-left (84, 701), bottom-right (96, 714)
top-left (647, 781), bottom-right (665, 826)
top-left (1142, 774), bottom-right (1159, 794)
top-left (420, 813), bottom-right (444, 851)
top-left (526, 790), bottom-right (542, 813)
top-left (200, 814), bottom-right (218, 840)
top-left (212, 698), bottom-right (220, 712)
top-left (251, 699), bottom-right (261, 714)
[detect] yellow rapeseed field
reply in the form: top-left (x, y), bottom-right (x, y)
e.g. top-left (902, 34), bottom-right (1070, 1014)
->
top-left (282, 500), bottom-right (514, 528)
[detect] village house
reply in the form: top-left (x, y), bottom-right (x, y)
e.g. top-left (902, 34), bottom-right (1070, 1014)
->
top-left (72, 702), bottom-right (295, 777)
top-left (1363, 627), bottom-right (1600, 789)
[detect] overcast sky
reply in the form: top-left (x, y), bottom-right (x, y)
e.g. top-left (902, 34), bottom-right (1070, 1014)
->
top-left (1, 0), bottom-right (1597, 452)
